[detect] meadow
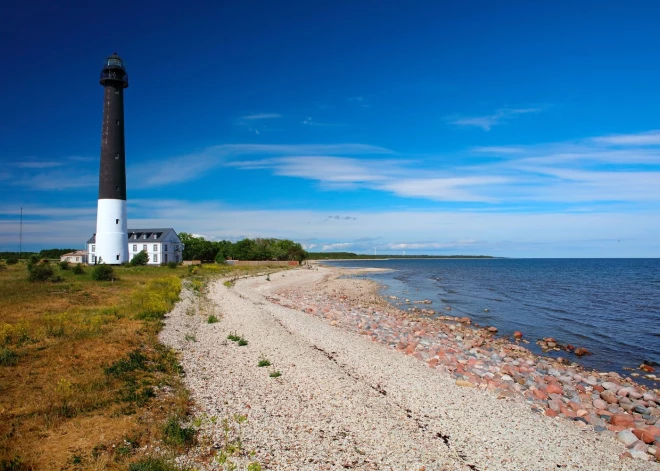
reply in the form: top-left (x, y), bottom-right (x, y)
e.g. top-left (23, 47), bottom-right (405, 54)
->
top-left (0, 260), bottom-right (269, 471)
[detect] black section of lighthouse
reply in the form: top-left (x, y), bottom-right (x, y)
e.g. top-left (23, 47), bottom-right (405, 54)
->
top-left (95, 53), bottom-right (129, 264)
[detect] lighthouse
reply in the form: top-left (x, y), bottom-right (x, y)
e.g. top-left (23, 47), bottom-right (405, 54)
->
top-left (95, 53), bottom-right (129, 264)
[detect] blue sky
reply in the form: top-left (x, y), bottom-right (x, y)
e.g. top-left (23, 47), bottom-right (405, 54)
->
top-left (2, 1), bottom-right (660, 256)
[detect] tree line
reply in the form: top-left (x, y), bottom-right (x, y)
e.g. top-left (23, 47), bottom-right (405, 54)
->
top-left (1, 248), bottom-right (77, 260)
top-left (178, 233), bottom-right (307, 263)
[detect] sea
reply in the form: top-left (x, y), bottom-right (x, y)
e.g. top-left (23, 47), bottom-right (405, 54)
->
top-left (322, 258), bottom-right (660, 384)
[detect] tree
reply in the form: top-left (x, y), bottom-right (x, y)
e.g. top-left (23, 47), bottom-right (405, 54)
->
top-left (130, 250), bottom-right (149, 266)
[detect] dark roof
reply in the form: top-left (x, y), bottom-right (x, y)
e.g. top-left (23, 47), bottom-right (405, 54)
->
top-left (87, 228), bottom-right (179, 244)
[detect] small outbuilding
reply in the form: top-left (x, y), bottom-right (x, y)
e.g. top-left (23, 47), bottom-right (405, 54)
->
top-left (60, 250), bottom-right (88, 264)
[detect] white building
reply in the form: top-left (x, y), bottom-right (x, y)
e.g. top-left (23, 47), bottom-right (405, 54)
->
top-left (87, 228), bottom-right (183, 265)
top-left (60, 250), bottom-right (88, 264)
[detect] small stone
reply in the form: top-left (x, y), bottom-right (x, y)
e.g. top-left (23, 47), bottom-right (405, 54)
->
top-left (617, 430), bottom-right (638, 447)
top-left (546, 383), bottom-right (563, 395)
top-left (602, 381), bottom-right (619, 391)
top-left (628, 449), bottom-right (650, 461)
top-left (455, 379), bottom-right (474, 388)
top-left (487, 326), bottom-right (498, 333)
top-left (611, 413), bottom-right (635, 428)
top-left (632, 428), bottom-right (655, 444)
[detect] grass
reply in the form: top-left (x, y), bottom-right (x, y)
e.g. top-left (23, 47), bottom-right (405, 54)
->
top-left (207, 315), bottom-right (219, 324)
top-left (257, 356), bottom-right (270, 368)
top-left (227, 332), bottom-right (248, 346)
top-left (0, 261), bottom-right (276, 469)
top-left (0, 263), bottom-right (189, 469)
top-left (269, 371), bottom-right (282, 378)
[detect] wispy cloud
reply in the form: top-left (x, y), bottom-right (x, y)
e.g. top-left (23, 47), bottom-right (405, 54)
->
top-left (449, 107), bottom-right (543, 131)
top-left (18, 161), bottom-right (64, 169)
top-left (591, 130), bottom-right (660, 146)
top-left (129, 143), bottom-right (393, 187)
top-left (238, 113), bottom-right (283, 121)
top-left (235, 113), bottom-right (283, 135)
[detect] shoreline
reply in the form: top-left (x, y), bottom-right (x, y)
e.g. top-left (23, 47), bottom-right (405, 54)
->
top-left (160, 266), bottom-right (660, 468)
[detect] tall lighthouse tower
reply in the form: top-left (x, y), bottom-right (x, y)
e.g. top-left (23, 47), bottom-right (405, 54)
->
top-left (95, 53), bottom-right (129, 264)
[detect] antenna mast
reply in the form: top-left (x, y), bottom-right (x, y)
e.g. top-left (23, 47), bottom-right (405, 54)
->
top-left (19, 207), bottom-right (22, 255)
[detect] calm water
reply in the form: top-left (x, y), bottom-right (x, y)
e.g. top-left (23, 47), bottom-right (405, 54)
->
top-left (323, 259), bottom-right (660, 381)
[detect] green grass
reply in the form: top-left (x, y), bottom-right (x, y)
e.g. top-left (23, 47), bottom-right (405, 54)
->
top-left (269, 371), bottom-right (281, 378)
top-left (0, 348), bottom-right (18, 367)
top-left (237, 338), bottom-right (248, 346)
top-left (129, 457), bottom-right (182, 471)
top-left (257, 357), bottom-right (270, 367)
top-left (227, 332), bottom-right (241, 342)
top-left (207, 315), bottom-right (219, 324)
top-left (162, 415), bottom-right (195, 447)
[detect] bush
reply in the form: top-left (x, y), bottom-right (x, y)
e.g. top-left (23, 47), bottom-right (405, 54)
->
top-left (6, 257), bottom-right (18, 265)
top-left (130, 250), bottom-right (149, 266)
top-left (214, 252), bottom-right (227, 264)
top-left (162, 416), bottom-right (195, 446)
top-left (72, 263), bottom-right (85, 274)
top-left (167, 261), bottom-right (178, 269)
top-left (129, 457), bottom-right (180, 471)
top-left (27, 261), bottom-right (54, 282)
top-left (59, 260), bottom-right (69, 270)
top-left (92, 264), bottom-right (115, 281)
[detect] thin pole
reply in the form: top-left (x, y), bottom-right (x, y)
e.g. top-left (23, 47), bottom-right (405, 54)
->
top-left (19, 207), bottom-right (22, 255)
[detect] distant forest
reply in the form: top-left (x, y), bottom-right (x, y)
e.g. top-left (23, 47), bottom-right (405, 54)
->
top-left (1, 248), bottom-right (77, 260)
top-left (179, 233), bottom-right (307, 262)
top-left (306, 252), bottom-right (495, 260)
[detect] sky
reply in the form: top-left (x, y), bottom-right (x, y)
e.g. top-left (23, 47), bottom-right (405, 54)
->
top-left (1, 0), bottom-right (660, 257)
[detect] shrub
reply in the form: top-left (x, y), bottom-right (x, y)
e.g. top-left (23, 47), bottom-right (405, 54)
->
top-left (27, 261), bottom-right (54, 282)
top-left (0, 347), bottom-right (19, 366)
top-left (130, 250), bottom-right (149, 266)
top-left (214, 252), bottom-right (227, 264)
top-left (72, 263), bottom-right (85, 274)
top-left (91, 264), bottom-right (115, 281)
top-left (167, 261), bottom-right (178, 269)
top-left (59, 260), bottom-right (69, 270)
top-left (129, 458), bottom-right (180, 471)
top-left (162, 416), bottom-right (195, 446)
top-left (6, 256), bottom-right (18, 265)
top-left (207, 315), bottom-right (219, 324)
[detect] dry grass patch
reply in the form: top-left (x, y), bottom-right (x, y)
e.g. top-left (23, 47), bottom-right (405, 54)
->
top-left (0, 263), bottom-right (189, 470)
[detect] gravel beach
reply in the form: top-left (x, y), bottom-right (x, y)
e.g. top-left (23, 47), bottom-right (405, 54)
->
top-left (160, 266), bottom-right (660, 470)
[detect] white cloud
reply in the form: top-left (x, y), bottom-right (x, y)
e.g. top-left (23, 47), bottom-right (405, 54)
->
top-left (239, 113), bottom-right (283, 121)
top-left (4, 200), bottom-right (659, 257)
top-left (449, 107), bottom-right (543, 131)
top-left (129, 143), bottom-right (394, 187)
top-left (18, 161), bottom-right (64, 169)
top-left (591, 130), bottom-right (660, 146)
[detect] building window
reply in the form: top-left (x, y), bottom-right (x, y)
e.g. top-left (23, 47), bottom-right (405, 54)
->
top-left (153, 254), bottom-right (158, 263)
top-left (143, 244), bottom-right (147, 251)
top-left (92, 245), bottom-right (95, 252)
top-left (175, 255), bottom-right (179, 261)
top-left (76, 257), bottom-right (79, 262)
top-left (153, 234), bottom-right (157, 239)
top-left (116, 219), bottom-right (119, 224)
top-left (143, 234), bottom-right (147, 239)
top-left (133, 244), bottom-right (137, 252)
top-left (175, 244), bottom-right (179, 251)
top-left (116, 254), bottom-right (120, 260)
top-left (153, 244), bottom-right (158, 251)
top-left (164, 244), bottom-right (168, 252)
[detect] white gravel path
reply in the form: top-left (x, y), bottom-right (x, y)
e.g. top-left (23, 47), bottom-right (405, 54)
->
top-left (160, 268), bottom-right (659, 471)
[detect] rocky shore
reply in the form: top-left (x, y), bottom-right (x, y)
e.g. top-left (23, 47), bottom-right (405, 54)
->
top-left (268, 268), bottom-right (660, 463)
top-left (160, 266), bottom-right (660, 470)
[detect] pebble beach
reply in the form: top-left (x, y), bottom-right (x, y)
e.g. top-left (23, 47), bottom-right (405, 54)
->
top-left (160, 266), bottom-right (660, 470)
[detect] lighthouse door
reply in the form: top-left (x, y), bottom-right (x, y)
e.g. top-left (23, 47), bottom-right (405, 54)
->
top-left (164, 254), bottom-right (168, 263)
